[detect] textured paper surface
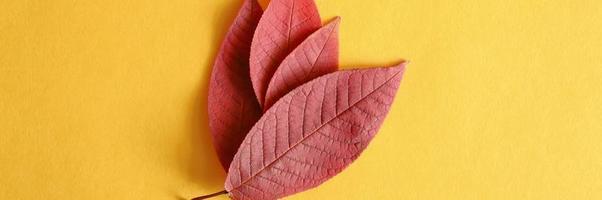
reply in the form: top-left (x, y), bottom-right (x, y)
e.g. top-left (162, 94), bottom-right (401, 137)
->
top-left (1, 0), bottom-right (602, 199)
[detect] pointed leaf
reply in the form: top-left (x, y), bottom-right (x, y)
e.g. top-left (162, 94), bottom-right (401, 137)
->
top-left (208, 0), bottom-right (263, 170)
top-left (264, 17), bottom-right (341, 111)
top-left (249, 0), bottom-right (322, 108)
top-left (225, 63), bottom-right (407, 199)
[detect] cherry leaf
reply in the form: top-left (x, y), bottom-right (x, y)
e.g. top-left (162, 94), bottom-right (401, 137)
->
top-left (225, 63), bottom-right (407, 199)
top-left (263, 17), bottom-right (341, 111)
top-left (249, 0), bottom-right (322, 108)
top-left (208, 0), bottom-right (263, 170)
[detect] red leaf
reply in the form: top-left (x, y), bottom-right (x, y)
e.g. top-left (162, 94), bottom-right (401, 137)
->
top-left (208, 0), bottom-right (263, 170)
top-left (263, 17), bottom-right (341, 111)
top-left (225, 63), bottom-right (407, 199)
top-left (249, 0), bottom-right (322, 108)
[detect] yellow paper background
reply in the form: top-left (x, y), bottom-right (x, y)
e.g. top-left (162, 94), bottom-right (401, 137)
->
top-left (1, 0), bottom-right (601, 199)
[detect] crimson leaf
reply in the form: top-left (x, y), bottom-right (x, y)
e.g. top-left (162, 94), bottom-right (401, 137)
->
top-left (225, 63), bottom-right (407, 199)
top-left (264, 17), bottom-right (341, 111)
top-left (208, 0), bottom-right (263, 170)
top-left (249, 0), bottom-right (322, 108)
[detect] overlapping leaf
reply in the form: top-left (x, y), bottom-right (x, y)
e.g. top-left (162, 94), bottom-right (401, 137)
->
top-left (207, 0), bottom-right (263, 170)
top-left (264, 17), bottom-right (341, 110)
top-left (249, 0), bottom-right (322, 108)
top-left (225, 63), bottom-right (407, 200)
top-left (201, 1), bottom-right (410, 199)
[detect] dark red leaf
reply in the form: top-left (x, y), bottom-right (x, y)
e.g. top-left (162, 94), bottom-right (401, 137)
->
top-left (263, 17), bottom-right (340, 111)
top-left (225, 63), bottom-right (407, 199)
top-left (249, 0), bottom-right (322, 108)
top-left (208, 0), bottom-right (263, 170)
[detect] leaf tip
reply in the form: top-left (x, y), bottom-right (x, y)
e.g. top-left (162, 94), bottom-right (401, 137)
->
top-left (388, 61), bottom-right (409, 81)
top-left (392, 60), bottom-right (408, 73)
top-left (333, 16), bottom-right (342, 22)
top-left (329, 16), bottom-right (342, 27)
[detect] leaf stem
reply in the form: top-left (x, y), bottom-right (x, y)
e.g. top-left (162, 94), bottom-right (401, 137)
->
top-left (191, 190), bottom-right (228, 200)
